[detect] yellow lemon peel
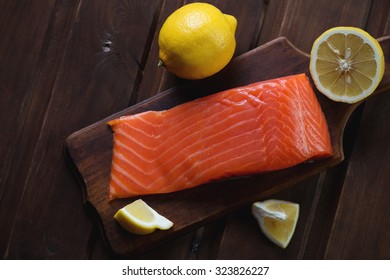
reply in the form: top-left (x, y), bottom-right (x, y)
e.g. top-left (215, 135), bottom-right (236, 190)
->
top-left (158, 3), bottom-right (237, 80)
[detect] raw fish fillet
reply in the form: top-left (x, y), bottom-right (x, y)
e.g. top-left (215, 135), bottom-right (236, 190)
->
top-left (108, 74), bottom-right (332, 200)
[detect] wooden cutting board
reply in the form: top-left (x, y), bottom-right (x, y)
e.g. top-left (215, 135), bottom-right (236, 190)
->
top-left (65, 36), bottom-right (390, 257)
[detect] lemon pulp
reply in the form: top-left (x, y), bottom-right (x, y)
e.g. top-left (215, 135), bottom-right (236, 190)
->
top-left (310, 26), bottom-right (385, 103)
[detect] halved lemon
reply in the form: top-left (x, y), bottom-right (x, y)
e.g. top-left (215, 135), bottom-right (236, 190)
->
top-left (114, 199), bottom-right (173, 235)
top-left (252, 199), bottom-right (299, 249)
top-left (310, 26), bottom-right (385, 103)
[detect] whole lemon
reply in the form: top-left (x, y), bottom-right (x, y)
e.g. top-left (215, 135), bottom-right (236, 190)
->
top-left (158, 3), bottom-right (237, 80)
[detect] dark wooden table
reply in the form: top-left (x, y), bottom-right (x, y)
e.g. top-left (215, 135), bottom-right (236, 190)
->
top-left (1, 0), bottom-right (389, 260)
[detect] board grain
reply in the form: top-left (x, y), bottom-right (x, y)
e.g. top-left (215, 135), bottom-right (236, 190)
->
top-left (65, 36), bottom-right (390, 256)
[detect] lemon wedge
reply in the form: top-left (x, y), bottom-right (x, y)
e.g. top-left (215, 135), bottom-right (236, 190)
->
top-left (114, 199), bottom-right (173, 235)
top-left (252, 199), bottom-right (299, 249)
top-left (310, 26), bottom-right (385, 103)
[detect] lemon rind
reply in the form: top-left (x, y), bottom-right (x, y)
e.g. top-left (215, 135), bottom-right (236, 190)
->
top-left (157, 3), bottom-right (237, 80)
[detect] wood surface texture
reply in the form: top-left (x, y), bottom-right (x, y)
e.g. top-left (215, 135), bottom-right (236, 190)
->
top-left (1, 0), bottom-right (389, 259)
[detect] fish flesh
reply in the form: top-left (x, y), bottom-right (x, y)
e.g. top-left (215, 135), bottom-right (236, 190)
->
top-left (108, 74), bottom-right (332, 200)
top-left (108, 74), bottom-right (332, 199)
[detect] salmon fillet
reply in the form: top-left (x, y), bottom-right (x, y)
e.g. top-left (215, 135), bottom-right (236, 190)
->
top-left (108, 74), bottom-right (332, 200)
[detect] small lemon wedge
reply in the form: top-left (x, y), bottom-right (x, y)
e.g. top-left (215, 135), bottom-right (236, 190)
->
top-left (252, 199), bottom-right (299, 249)
top-left (114, 199), bottom-right (173, 235)
top-left (310, 26), bottom-right (385, 103)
